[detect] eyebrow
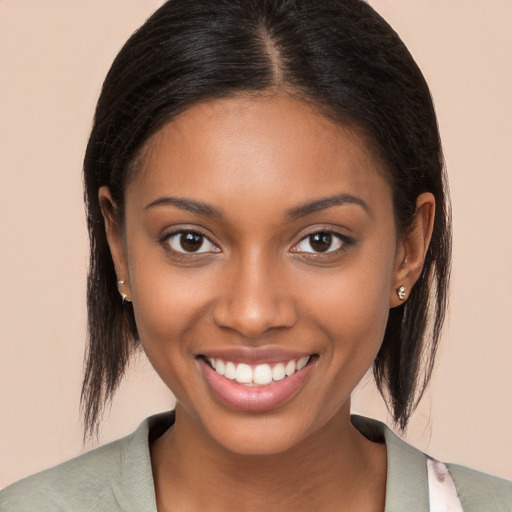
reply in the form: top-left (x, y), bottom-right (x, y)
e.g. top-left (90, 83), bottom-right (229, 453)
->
top-left (144, 196), bottom-right (223, 218)
top-left (144, 192), bottom-right (369, 219)
top-left (286, 193), bottom-right (370, 219)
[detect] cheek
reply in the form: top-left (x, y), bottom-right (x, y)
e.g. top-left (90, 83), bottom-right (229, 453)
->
top-left (319, 283), bottom-right (390, 376)
top-left (300, 245), bottom-right (395, 375)
top-left (126, 230), bottom-right (214, 341)
top-left (133, 275), bottom-right (206, 341)
top-left (307, 253), bottom-right (394, 331)
top-left (312, 275), bottom-right (391, 414)
top-left (129, 270), bottom-right (208, 404)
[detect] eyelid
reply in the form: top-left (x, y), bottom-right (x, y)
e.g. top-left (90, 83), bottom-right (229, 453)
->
top-left (159, 228), bottom-right (221, 254)
top-left (290, 228), bottom-right (353, 254)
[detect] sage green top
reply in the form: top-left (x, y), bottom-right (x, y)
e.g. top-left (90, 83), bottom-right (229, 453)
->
top-left (1, 412), bottom-right (511, 511)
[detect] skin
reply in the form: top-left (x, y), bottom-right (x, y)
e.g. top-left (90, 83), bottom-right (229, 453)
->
top-left (100, 93), bottom-right (434, 511)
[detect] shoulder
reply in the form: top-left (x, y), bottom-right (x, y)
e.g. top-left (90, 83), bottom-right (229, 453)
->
top-left (0, 413), bottom-right (172, 512)
top-left (1, 437), bottom-right (127, 511)
top-left (352, 415), bottom-right (512, 512)
top-left (0, 435), bottom-right (144, 512)
top-left (446, 462), bottom-right (512, 512)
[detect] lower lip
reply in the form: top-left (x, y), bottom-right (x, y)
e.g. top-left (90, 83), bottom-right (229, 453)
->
top-left (199, 358), bottom-right (314, 412)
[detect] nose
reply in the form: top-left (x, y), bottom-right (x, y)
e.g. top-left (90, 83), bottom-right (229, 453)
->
top-left (212, 254), bottom-right (298, 338)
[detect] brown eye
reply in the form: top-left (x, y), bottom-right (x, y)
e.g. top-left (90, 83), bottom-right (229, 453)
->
top-left (166, 231), bottom-right (220, 254)
top-left (293, 232), bottom-right (344, 254)
top-left (180, 232), bottom-right (203, 252)
top-left (310, 233), bottom-right (333, 252)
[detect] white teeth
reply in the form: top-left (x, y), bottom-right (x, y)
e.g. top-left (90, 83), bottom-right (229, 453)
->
top-left (224, 361), bottom-right (236, 380)
top-left (272, 363), bottom-right (286, 381)
top-left (297, 356), bottom-right (310, 370)
top-left (235, 363), bottom-right (253, 384)
top-left (215, 359), bottom-right (225, 376)
top-left (208, 356), bottom-right (312, 385)
top-left (285, 360), bottom-right (296, 376)
top-left (253, 364), bottom-right (273, 385)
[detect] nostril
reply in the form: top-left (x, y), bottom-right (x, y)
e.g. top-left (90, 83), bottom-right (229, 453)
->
top-left (212, 297), bottom-right (298, 338)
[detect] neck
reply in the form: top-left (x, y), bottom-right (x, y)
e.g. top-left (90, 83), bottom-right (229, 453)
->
top-left (151, 402), bottom-right (386, 512)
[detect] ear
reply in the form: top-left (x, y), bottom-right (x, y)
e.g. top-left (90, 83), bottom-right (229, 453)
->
top-left (390, 192), bottom-right (435, 308)
top-left (98, 186), bottom-right (131, 302)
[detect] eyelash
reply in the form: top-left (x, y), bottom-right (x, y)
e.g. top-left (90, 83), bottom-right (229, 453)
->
top-left (159, 229), bottom-right (220, 256)
top-left (291, 229), bottom-right (353, 255)
top-left (158, 228), bottom-right (354, 258)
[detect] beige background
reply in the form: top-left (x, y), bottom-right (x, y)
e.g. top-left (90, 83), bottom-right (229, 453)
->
top-left (1, 0), bottom-right (511, 489)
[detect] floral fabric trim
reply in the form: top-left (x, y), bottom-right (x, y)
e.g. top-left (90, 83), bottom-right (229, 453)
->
top-left (427, 458), bottom-right (464, 512)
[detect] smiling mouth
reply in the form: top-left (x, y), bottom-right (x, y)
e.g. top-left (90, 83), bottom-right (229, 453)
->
top-left (200, 355), bottom-right (316, 386)
top-left (197, 353), bottom-right (318, 411)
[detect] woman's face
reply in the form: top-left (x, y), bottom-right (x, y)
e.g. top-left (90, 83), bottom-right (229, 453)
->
top-left (103, 94), bottom-right (430, 455)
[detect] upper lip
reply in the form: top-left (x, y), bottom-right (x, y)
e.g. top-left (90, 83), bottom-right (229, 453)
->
top-left (196, 347), bottom-right (315, 365)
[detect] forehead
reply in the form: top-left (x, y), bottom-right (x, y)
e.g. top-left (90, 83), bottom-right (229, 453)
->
top-left (127, 94), bottom-right (391, 217)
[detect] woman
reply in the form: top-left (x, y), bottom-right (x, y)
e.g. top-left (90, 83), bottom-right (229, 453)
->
top-left (1, 0), bottom-right (510, 510)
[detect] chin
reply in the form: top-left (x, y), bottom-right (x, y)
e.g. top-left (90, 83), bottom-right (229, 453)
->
top-left (209, 418), bottom-right (312, 456)
top-left (188, 396), bottom-right (348, 458)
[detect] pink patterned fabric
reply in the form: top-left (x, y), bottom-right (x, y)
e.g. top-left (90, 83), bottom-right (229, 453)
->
top-left (427, 458), bottom-right (464, 512)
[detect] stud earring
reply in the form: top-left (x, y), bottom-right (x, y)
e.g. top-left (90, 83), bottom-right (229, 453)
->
top-left (397, 286), bottom-right (407, 300)
top-left (117, 280), bottom-right (131, 304)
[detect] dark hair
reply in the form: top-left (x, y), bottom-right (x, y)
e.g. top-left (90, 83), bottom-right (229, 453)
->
top-left (82, 0), bottom-right (451, 438)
